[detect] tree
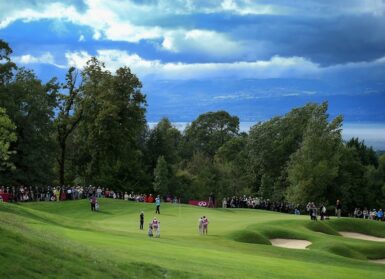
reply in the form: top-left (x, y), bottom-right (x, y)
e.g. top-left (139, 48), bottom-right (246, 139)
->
top-left (182, 111), bottom-right (239, 159)
top-left (334, 138), bottom-right (383, 211)
top-left (215, 135), bottom-right (252, 197)
top-left (286, 103), bottom-right (343, 205)
top-left (0, 107), bottom-right (16, 169)
top-left (153, 156), bottom-right (169, 194)
top-left (144, 118), bottom-right (181, 172)
top-left (0, 68), bottom-right (58, 185)
top-left (346, 138), bottom-right (378, 167)
top-left (248, 103), bottom-right (329, 200)
top-left (55, 67), bottom-right (83, 185)
top-left (0, 39), bottom-right (16, 85)
top-left (335, 145), bottom-right (366, 211)
top-left (184, 152), bottom-right (218, 199)
top-left (73, 58), bottom-right (147, 189)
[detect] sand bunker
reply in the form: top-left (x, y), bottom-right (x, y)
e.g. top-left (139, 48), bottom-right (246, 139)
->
top-left (339, 232), bottom-right (385, 242)
top-left (369, 259), bottom-right (385, 265)
top-left (270, 239), bottom-right (311, 249)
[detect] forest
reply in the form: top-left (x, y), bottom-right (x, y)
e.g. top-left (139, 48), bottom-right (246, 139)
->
top-left (1, 39), bottom-right (384, 210)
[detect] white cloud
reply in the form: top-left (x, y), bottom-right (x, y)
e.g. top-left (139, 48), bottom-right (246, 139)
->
top-left (64, 48), bottom-right (385, 81)
top-left (64, 49), bottom-right (321, 79)
top-left (78, 34), bottom-right (85, 42)
top-left (0, 2), bottom-right (81, 28)
top-left (162, 29), bottom-right (244, 57)
top-left (220, 0), bottom-right (287, 15)
top-left (13, 48), bottom-right (385, 82)
top-left (0, 0), bottom-right (268, 57)
top-left (65, 51), bottom-right (92, 69)
top-left (13, 52), bottom-right (66, 68)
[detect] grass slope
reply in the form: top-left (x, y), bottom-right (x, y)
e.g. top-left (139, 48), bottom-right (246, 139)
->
top-left (1, 199), bottom-right (385, 279)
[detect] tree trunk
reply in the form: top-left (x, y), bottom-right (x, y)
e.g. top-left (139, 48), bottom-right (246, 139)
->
top-left (59, 141), bottom-right (66, 186)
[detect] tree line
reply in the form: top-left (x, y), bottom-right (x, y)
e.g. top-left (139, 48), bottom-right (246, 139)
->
top-left (1, 39), bottom-right (384, 211)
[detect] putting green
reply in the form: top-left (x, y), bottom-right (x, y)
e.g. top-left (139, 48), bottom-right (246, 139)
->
top-left (1, 199), bottom-right (385, 278)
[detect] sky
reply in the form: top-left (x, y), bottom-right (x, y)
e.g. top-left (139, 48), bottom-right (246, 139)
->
top-left (1, 0), bottom-right (385, 148)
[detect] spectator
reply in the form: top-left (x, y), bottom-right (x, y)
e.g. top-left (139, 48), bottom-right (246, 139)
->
top-left (140, 211), bottom-right (144, 230)
top-left (377, 209), bottom-right (384, 221)
top-left (155, 195), bottom-right (160, 214)
top-left (335, 200), bottom-right (342, 218)
top-left (320, 204), bottom-right (326, 220)
top-left (90, 195), bottom-right (96, 212)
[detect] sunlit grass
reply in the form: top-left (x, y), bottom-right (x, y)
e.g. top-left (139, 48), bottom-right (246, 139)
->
top-left (1, 199), bottom-right (385, 278)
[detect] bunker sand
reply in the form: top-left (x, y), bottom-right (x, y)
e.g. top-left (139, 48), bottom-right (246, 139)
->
top-left (270, 239), bottom-right (311, 249)
top-left (339, 232), bottom-right (385, 242)
top-left (369, 259), bottom-right (385, 265)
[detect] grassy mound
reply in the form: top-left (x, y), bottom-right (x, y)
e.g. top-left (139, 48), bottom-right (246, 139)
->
top-left (305, 221), bottom-right (340, 236)
top-left (230, 230), bottom-right (270, 245)
top-left (1, 200), bottom-right (385, 278)
top-left (230, 216), bottom-right (385, 262)
top-left (327, 218), bottom-right (385, 238)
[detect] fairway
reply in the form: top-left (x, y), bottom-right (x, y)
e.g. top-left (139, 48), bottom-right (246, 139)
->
top-left (1, 200), bottom-right (385, 279)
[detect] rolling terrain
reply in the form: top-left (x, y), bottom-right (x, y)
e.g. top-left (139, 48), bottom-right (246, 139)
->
top-left (1, 199), bottom-right (385, 279)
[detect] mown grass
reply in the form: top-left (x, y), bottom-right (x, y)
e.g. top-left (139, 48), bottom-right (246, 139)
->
top-left (1, 200), bottom-right (385, 278)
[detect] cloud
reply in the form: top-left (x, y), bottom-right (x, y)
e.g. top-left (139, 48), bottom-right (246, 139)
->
top-left (220, 0), bottom-right (288, 15)
top-left (2, 0), bottom-right (385, 65)
top-left (0, 0), bottom-right (249, 58)
top-left (13, 52), bottom-right (66, 68)
top-left (161, 29), bottom-right (245, 57)
top-left (63, 48), bottom-right (385, 81)
top-left (255, 0), bottom-right (385, 17)
top-left (64, 49), bottom-right (321, 79)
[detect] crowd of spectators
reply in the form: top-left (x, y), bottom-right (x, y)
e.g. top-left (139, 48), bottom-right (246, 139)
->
top-left (2, 185), bottom-right (384, 221)
top-left (353, 207), bottom-right (384, 221)
top-left (222, 196), bottom-right (296, 214)
top-left (0, 185), bottom-right (178, 203)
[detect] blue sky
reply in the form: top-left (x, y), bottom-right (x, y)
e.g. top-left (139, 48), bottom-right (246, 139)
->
top-left (1, 0), bottom-right (385, 148)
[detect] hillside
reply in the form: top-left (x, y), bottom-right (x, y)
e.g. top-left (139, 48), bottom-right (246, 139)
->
top-left (1, 200), bottom-right (385, 279)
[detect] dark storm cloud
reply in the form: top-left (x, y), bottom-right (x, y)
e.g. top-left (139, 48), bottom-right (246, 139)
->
top-left (228, 14), bottom-right (385, 66)
top-left (137, 11), bottom-right (385, 66)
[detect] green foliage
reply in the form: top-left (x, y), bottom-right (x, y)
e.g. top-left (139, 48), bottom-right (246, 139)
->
top-left (144, 118), bottom-right (181, 175)
top-left (185, 152), bottom-right (218, 199)
top-left (55, 67), bottom-right (83, 185)
top-left (346, 138), bottom-right (378, 167)
top-left (0, 107), bottom-right (16, 169)
top-left (172, 169), bottom-right (194, 202)
top-left (73, 58), bottom-right (147, 190)
top-left (335, 146), bottom-right (367, 210)
top-left (182, 111), bottom-right (239, 158)
top-left (286, 103), bottom-right (343, 205)
top-left (0, 68), bottom-right (58, 185)
top-left (248, 103), bottom-right (338, 201)
top-left (215, 135), bottom-right (252, 197)
top-left (0, 39), bottom-right (16, 84)
top-left (153, 155), bottom-right (169, 194)
top-left (0, 40), bottom-right (384, 210)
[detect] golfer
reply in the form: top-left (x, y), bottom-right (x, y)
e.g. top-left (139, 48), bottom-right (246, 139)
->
top-left (155, 195), bottom-right (161, 214)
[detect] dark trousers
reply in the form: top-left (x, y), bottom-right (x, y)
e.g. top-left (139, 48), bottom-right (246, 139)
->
top-left (91, 203), bottom-right (95, 211)
top-left (156, 205), bottom-right (160, 214)
top-left (140, 220), bottom-right (144, 230)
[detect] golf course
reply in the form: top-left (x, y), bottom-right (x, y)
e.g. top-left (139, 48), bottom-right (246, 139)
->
top-left (1, 200), bottom-right (385, 279)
